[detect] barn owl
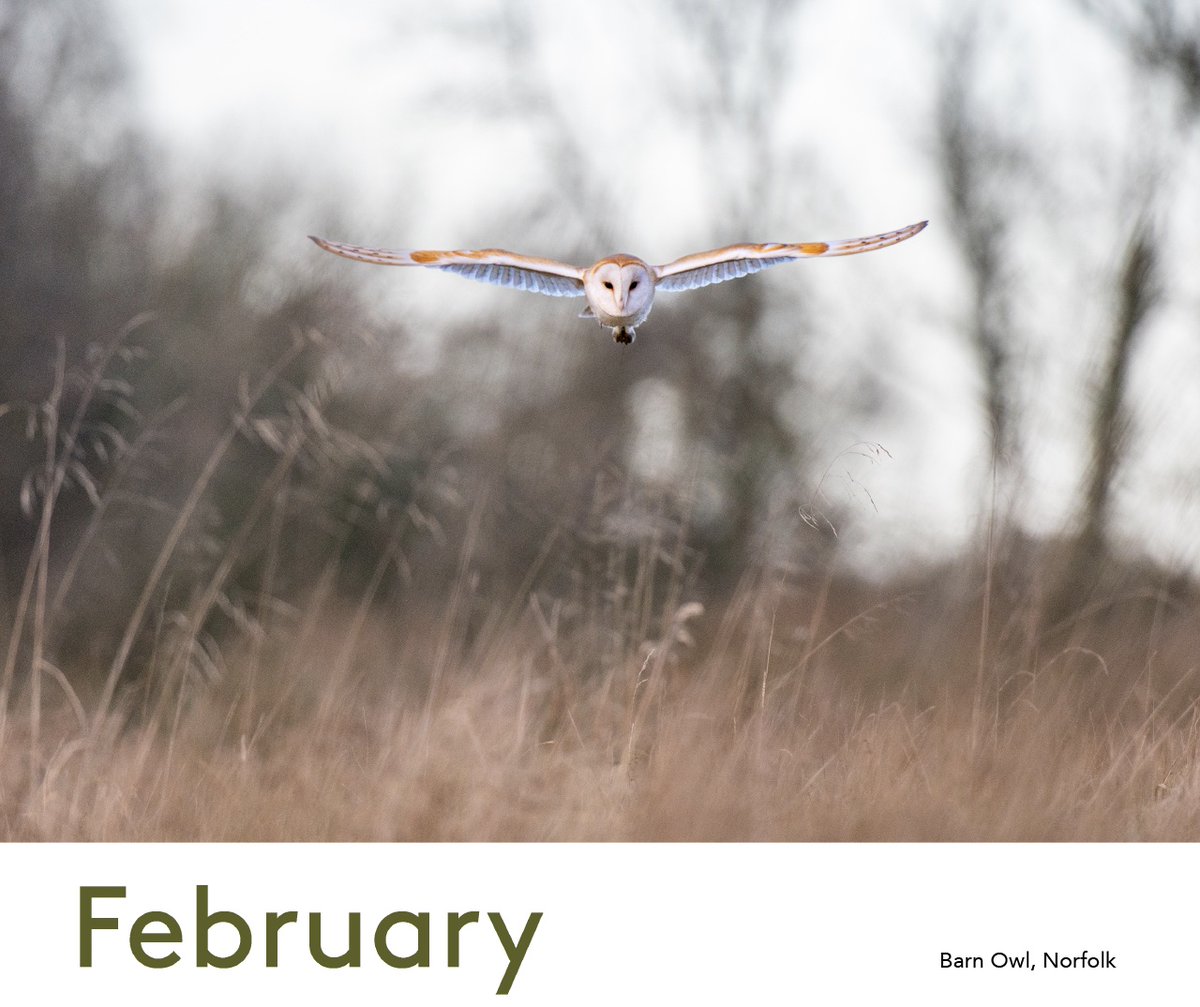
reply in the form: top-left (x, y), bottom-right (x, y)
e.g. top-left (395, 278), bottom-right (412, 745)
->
top-left (309, 219), bottom-right (926, 345)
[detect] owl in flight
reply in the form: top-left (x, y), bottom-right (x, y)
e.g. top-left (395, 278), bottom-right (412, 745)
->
top-left (309, 220), bottom-right (926, 345)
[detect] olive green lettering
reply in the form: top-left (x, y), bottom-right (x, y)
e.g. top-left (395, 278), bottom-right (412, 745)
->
top-left (196, 884), bottom-right (251, 968)
top-left (265, 910), bottom-right (298, 967)
top-left (447, 911), bottom-right (479, 967)
top-left (374, 911), bottom-right (430, 969)
top-left (129, 911), bottom-right (182, 968)
top-left (79, 886), bottom-right (125, 967)
top-left (309, 912), bottom-right (361, 968)
top-left (488, 912), bottom-right (542, 996)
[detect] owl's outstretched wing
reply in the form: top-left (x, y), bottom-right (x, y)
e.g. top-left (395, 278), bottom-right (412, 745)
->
top-left (653, 220), bottom-right (927, 292)
top-left (309, 236), bottom-right (586, 297)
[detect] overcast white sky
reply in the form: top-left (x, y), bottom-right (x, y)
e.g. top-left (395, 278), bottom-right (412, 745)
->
top-left (103, 0), bottom-right (1200, 574)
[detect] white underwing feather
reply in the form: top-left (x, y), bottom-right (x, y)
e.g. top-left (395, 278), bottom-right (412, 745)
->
top-left (655, 255), bottom-right (795, 292)
top-left (307, 236), bottom-right (585, 297)
top-left (435, 262), bottom-right (584, 297)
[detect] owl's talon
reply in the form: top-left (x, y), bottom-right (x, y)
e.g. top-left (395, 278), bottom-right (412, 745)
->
top-left (613, 327), bottom-right (635, 345)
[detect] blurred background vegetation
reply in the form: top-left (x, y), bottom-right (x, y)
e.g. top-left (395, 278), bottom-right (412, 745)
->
top-left (1, 0), bottom-right (1198, 727)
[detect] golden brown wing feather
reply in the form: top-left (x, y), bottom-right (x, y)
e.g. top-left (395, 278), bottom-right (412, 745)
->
top-left (309, 236), bottom-right (586, 297)
top-left (653, 220), bottom-right (927, 292)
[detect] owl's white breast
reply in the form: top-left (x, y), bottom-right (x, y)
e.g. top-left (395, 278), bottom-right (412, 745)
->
top-left (586, 296), bottom-right (655, 329)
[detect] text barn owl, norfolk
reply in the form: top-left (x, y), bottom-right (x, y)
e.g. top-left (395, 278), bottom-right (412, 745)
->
top-left (309, 220), bottom-right (927, 344)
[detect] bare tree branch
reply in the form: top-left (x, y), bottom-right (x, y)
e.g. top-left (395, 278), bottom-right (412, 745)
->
top-left (1078, 0), bottom-right (1200, 121)
top-left (934, 18), bottom-right (1022, 477)
top-left (1057, 214), bottom-right (1162, 610)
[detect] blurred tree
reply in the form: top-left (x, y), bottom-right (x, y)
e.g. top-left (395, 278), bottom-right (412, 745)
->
top-left (0, 0), bottom-right (156, 529)
top-left (0, 0), bottom-right (459, 703)
top-left (1048, 0), bottom-right (1192, 620)
top-left (658, 0), bottom-right (813, 579)
top-left (1051, 213), bottom-right (1162, 617)
top-left (0, 0), bottom-right (158, 660)
top-left (1079, 0), bottom-right (1200, 121)
top-left (934, 17), bottom-right (1023, 487)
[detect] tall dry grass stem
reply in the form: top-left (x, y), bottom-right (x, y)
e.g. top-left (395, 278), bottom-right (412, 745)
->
top-left (88, 336), bottom-right (307, 734)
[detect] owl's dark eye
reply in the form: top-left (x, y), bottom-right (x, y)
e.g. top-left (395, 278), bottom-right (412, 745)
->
top-left (603, 281), bottom-right (613, 290)
top-left (629, 280), bottom-right (639, 290)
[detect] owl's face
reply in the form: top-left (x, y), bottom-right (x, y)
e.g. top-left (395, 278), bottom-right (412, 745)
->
top-left (584, 256), bottom-right (655, 327)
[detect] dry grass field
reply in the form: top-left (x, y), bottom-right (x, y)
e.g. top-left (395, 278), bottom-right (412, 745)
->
top-left (4, 532), bottom-right (1198, 842)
